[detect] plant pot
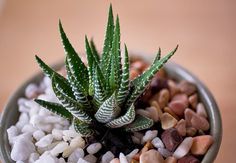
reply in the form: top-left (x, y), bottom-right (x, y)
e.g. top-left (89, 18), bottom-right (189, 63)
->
top-left (0, 61), bottom-right (222, 163)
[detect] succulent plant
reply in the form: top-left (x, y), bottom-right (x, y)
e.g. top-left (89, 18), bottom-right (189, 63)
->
top-left (34, 5), bottom-right (178, 137)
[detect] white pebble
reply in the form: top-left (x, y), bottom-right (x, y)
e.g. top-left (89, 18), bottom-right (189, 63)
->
top-left (84, 154), bottom-right (97, 163)
top-left (25, 83), bottom-right (38, 99)
top-left (44, 116), bottom-right (62, 123)
top-left (77, 158), bottom-right (90, 163)
top-left (126, 149), bottom-right (139, 162)
top-left (58, 158), bottom-right (66, 163)
top-left (28, 153), bottom-right (40, 163)
top-left (101, 151), bottom-right (114, 163)
top-left (19, 104), bottom-right (29, 113)
top-left (30, 115), bottom-right (44, 126)
top-left (63, 129), bottom-right (79, 138)
top-left (50, 142), bottom-right (69, 156)
top-left (21, 124), bottom-right (37, 133)
top-left (87, 143), bottom-right (102, 154)
top-left (16, 161), bottom-right (24, 163)
top-left (38, 108), bottom-right (52, 116)
top-left (151, 137), bottom-right (164, 149)
top-left (63, 135), bottom-right (72, 142)
top-left (35, 134), bottom-right (53, 148)
top-left (29, 105), bottom-right (40, 117)
top-left (68, 148), bottom-right (84, 163)
top-left (10, 136), bottom-right (35, 161)
top-left (35, 153), bottom-right (58, 163)
top-left (119, 153), bottom-right (128, 163)
top-left (7, 126), bottom-right (19, 144)
top-left (17, 98), bottom-right (27, 106)
top-left (71, 136), bottom-right (86, 148)
top-left (173, 137), bottom-right (193, 159)
top-left (33, 130), bottom-right (46, 141)
top-left (37, 123), bottom-right (53, 133)
top-left (37, 141), bottom-right (60, 155)
top-left (52, 129), bottom-right (63, 140)
top-left (16, 113), bottom-right (29, 130)
top-left (142, 130), bottom-right (158, 144)
top-left (158, 148), bottom-right (172, 158)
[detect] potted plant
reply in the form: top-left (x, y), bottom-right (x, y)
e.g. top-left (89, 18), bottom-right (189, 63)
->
top-left (0, 5), bottom-right (221, 163)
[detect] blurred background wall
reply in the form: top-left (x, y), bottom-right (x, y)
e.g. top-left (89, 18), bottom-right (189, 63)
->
top-left (0, 0), bottom-right (235, 162)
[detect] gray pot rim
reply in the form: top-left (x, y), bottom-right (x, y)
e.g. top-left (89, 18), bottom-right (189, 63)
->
top-left (0, 62), bottom-right (222, 163)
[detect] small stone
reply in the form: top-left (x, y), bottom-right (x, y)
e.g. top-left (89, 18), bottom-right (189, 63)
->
top-left (68, 148), bottom-right (85, 163)
top-left (63, 135), bottom-right (72, 142)
top-left (151, 137), bottom-right (164, 149)
top-left (160, 113), bottom-right (178, 130)
top-left (141, 141), bottom-right (154, 153)
top-left (33, 130), bottom-right (46, 141)
top-left (151, 101), bottom-right (163, 117)
top-left (52, 129), bottom-right (63, 141)
top-left (119, 153), bottom-right (128, 163)
top-left (43, 116), bottom-right (62, 124)
top-left (110, 158), bottom-right (120, 163)
top-left (28, 153), bottom-right (40, 163)
top-left (184, 109), bottom-right (195, 127)
top-left (158, 148), bottom-right (172, 158)
top-left (146, 106), bottom-right (159, 122)
top-left (175, 119), bottom-right (186, 137)
top-left (131, 136), bottom-right (141, 144)
top-left (196, 103), bottom-right (208, 118)
top-left (186, 127), bottom-right (197, 137)
top-left (178, 81), bottom-right (197, 96)
top-left (168, 101), bottom-right (186, 117)
top-left (10, 136), bottom-right (35, 161)
top-left (164, 156), bottom-right (177, 163)
top-left (158, 89), bottom-right (170, 109)
top-left (136, 109), bottom-right (151, 119)
top-left (7, 126), bottom-right (19, 144)
top-left (25, 83), bottom-right (39, 99)
top-left (131, 159), bottom-right (139, 163)
top-left (87, 142), bottom-right (102, 154)
top-left (191, 114), bottom-right (209, 131)
top-left (163, 107), bottom-right (179, 120)
top-left (63, 129), bottom-right (80, 138)
top-left (19, 104), bottom-right (30, 113)
top-left (50, 142), bottom-right (69, 156)
top-left (101, 151), bottom-right (115, 163)
top-left (167, 80), bottom-right (180, 97)
top-left (21, 124), bottom-right (37, 134)
top-left (37, 141), bottom-right (60, 155)
top-left (16, 113), bottom-right (29, 130)
top-left (58, 158), bottom-right (66, 163)
top-left (172, 94), bottom-right (189, 107)
top-left (177, 155), bottom-right (200, 163)
top-left (142, 130), bottom-right (158, 144)
top-left (35, 153), bottom-right (58, 163)
top-left (84, 154), bottom-right (97, 163)
top-left (140, 149), bottom-right (164, 163)
top-left (71, 136), bottom-right (86, 148)
top-left (126, 149), bottom-right (139, 162)
top-left (173, 137), bottom-right (193, 159)
top-left (191, 135), bottom-right (214, 155)
top-left (161, 128), bottom-right (183, 152)
top-left (77, 158), bottom-right (90, 163)
top-left (188, 94), bottom-right (198, 109)
top-left (35, 134), bottom-right (53, 148)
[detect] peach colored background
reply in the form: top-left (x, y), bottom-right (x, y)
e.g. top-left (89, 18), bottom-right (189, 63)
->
top-left (0, 0), bottom-right (236, 162)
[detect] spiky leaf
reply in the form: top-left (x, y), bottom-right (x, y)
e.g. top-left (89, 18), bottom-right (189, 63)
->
top-left (153, 48), bottom-right (161, 64)
top-left (105, 104), bottom-right (135, 128)
top-left (59, 21), bottom-right (89, 93)
top-left (116, 44), bottom-right (130, 105)
top-left (52, 74), bottom-right (92, 123)
top-left (35, 99), bottom-right (72, 120)
top-left (125, 114), bottom-right (154, 132)
top-left (109, 16), bottom-right (122, 90)
top-left (73, 118), bottom-right (94, 137)
top-left (101, 4), bottom-right (114, 72)
top-left (95, 93), bottom-right (121, 123)
top-left (65, 58), bottom-right (90, 108)
top-left (90, 39), bottom-right (100, 64)
top-left (126, 45), bottom-right (178, 107)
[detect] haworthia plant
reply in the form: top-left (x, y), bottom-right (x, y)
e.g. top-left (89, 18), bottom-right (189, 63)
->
top-left (35, 5), bottom-right (178, 137)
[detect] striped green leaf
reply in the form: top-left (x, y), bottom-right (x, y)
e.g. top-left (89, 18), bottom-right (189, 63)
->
top-left (95, 93), bottom-right (121, 123)
top-left (59, 21), bottom-right (89, 93)
top-left (90, 39), bottom-right (100, 64)
top-left (65, 58), bottom-right (90, 108)
top-left (109, 16), bottom-right (122, 90)
top-left (52, 74), bottom-right (92, 123)
top-left (73, 118), bottom-right (94, 137)
top-left (105, 103), bottom-right (135, 128)
top-left (125, 114), bottom-right (154, 132)
top-left (126, 45), bottom-right (178, 108)
top-left (101, 4), bottom-right (114, 73)
top-left (153, 47), bottom-right (161, 64)
top-left (35, 99), bottom-right (73, 120)
top-left (116, 44), bottom-right (130, 105)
